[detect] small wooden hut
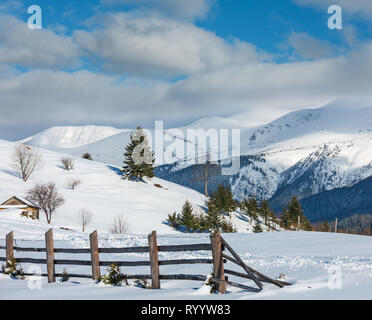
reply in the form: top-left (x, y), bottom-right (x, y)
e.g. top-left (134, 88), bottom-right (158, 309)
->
top-left (0, 196), bottom-right (40, 220)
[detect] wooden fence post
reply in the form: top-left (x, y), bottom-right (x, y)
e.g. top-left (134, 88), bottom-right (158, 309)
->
top-left (90, 230), bottom-right (101, 280)
top-left (148, 231), bottom-right (160, 289)
top-left (45, 229), bottom-right (55, 283)
top-left (210, 230), bottom-right (226, 294)
top-left (6, 232), bottom-right (14, 261)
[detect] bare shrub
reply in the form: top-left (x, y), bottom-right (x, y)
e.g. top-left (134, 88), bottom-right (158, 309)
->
top-left (66, 177), bottom-right (81, 190)
top-left (11, 144), bottom-right (42, 181)
top-left (110, 214), bottom-right (130, 235)
top-left (79, 209), bottom-right (93, 232)
top-left (26, 183), bottom-right (65, 224)
top-left (82, 153), bottom-right (93, 160)
top-left (61, 158), bottom-right (74, 171)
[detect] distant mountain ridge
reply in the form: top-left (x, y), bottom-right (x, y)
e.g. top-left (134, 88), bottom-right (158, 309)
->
top-left (20, 104), bottom-right (372, 221)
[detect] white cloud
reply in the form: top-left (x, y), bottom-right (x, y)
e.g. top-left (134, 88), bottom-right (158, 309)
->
top-left (0, 7), bottom-right (372, 139)
top-left (0, 15), bottom-right (80, 69)
top-left (1, 40), bottom-right (372, 139)
top-left (74, 13), bottom-right (263, 77)
top-left (286, 32), bottom-right (336, 59)
top-left (100, 0), bottom-right (216, 20)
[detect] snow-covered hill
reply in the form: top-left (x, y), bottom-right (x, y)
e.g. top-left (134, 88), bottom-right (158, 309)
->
top-left (0, 139), bottom-right (207, 234)
top-left (0, 139), bottom-right (268, 234)
top-left (22, 125), bottom-right (129, 150)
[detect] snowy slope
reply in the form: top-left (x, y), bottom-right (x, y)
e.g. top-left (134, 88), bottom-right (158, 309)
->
top-left (0, 139), bottom-right (207, 234)
top-left (22, 125), bottom-right (129, 150)
top-left (0, 139), bottom-right (268, 234)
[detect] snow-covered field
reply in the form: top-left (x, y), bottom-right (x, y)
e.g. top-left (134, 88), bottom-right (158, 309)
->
top-left (0, 138), bottom-right (208, 234)
top-left (0, 228), bottom-right (371, 300)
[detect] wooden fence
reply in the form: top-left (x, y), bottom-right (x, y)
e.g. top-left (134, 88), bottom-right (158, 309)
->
top-left (0, 229), bottom-right (291, 293)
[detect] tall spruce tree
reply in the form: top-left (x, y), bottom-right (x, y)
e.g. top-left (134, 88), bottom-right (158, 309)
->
top-left (281, 196), bottom-right (312, 231)
top-left (179, 200), bottom-right (196, 233)
top-left (122, 126), bottom-right (154, 181)
top-left (240, 197), bottom-right (259, 221)
top-left (204, 201), bottom-right (224, 231)
top-left (209, 185), bottom-right (237, 217)
top-left (259, 200), bottom-right (273, 226)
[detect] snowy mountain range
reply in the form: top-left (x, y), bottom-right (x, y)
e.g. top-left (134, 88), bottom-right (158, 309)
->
top-left (18, 103), bottom-right (372, 221)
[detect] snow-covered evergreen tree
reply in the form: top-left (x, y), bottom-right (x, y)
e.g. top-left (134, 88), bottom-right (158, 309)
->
top-left (122, 126), bottom-right (154, 181)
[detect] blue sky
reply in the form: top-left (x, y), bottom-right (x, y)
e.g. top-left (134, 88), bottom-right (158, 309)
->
top-left (0, 0), bottom-right (372, 139)
top-left (14, 0), bottom-right (371, 59)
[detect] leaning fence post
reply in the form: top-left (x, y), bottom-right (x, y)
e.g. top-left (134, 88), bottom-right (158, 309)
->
top-left (45, 229), bottom-right (55, 283)
top-left (90, 230), bottom-right (101, 280)
top-left (148, 231), bottom-right (160, 289)
top-left (210, 230), bottom-right (226, 294)
top-left (6, 232), bottom-right (14, 261)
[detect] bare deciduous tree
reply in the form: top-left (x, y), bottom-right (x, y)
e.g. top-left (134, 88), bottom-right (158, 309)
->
top-left (110, 214), bottom-right (130, 235)
top-left (61, 158), bottom-right (74, 171)
top-left (191, 152), bottom-right (220, 197)
top-left (66, 177), bottom-right (81, 190)
top-left (26, 183), bottom-right (65, 224)
top-left (11, 144), bottom-right (42, 181)
top-left (79, 209), bottom-right (93, 232)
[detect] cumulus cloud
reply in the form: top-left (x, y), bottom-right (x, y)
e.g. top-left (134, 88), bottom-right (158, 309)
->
top-left (74, 13), bottom-right (263, 78)
top-left (0, 6), bottom-right (371, 140)
top-left (1, 40), bottom-right (372, 139)
top-left (285, 32), bottom-right (336, 59)
top-left (0, 15), bottom-right (80, 69)
top-left (100, 0), bottom-right (216, 20)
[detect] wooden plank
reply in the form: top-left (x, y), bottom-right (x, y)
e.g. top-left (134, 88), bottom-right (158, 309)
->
top-left (224, 269), bottom-right (292, 286)
top-left (211, 278), bottom-right (262, 293)
top-left (159, 259), bottom-right (213, 265)
top-left (210, 230), bottom-right (226, 294)
top-left (14, 247), bottom-right (46, 252)
top-left (16, 258), bottom-right (47, 264)
top-left (55, 248), bottom-right (90, 254)
top-left (37, 258), bottom-right (212, 267)
top-left (6, 232), bottom-right (14, 261)
top-left (158, 244), bottom-right (212, 252)
top-left (99, 247), bottom-right (149, 254)
top-left (0, 257), bottom-right (6, 262)
top-left (148, 231), bottom-right (160, 289)
top-left (45, 229), bottom-right (56, 283)
top-left (54, 259), bottom-right (92, 266)
top-left (160, 274), bottom-right (207, 281)
top-left (101, 260), bottom-right (150, 267)
top-left (0, 246), bottom-right (6, 250)
top-left (222, 253), bottom-right (240, 265)
top-left (90, 231), bottom-right (101, 280)
top-left (220, 237), bottom-right (263, 289)
top-left (20, 273), bottom-right (208, 281)
top-left (23, 273), bottom-right (93, 279)
top-left (221, 237), bottom-right (284, 288)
